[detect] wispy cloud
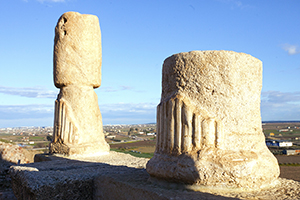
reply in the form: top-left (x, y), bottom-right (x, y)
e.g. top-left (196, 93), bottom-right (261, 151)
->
top-left (0, 86), bottom-right (58, 99)
top-left (0, 102), bottom-right (157, 127)
top-left (0, 104), bottom-right (54, 128)
top-left (0, 104), bottom-right (54, 120)
top-left (100, 85), bottom-right (135, 93)
top-left (262, 91), bottom-right (300, 103)
top-left (120, 85), bottom-right (134, 90)
top-left (261, 91), bottom-right (300, 121)
top-left (99, 102), bottom-right (156, 124)
top-left (282, 44), bottom-right (300, 55)
top-left (217, 0), bottom-right (253, 9)
top-left (2, 90), bottom-right (299, 127)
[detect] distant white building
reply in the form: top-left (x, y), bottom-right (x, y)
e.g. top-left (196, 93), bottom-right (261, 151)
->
top-left (266, 139), bottom-right (293, 147)
top-left (278, 129), bottom-right (289, 132)
top-left (279, 141), bottom-right (293, 147)
top-left (283, 149), bottom-right (300, 155)
top-left (146, 132), bottom-right (156, 136)
top-left (106, 135), bottom-right (116, 139)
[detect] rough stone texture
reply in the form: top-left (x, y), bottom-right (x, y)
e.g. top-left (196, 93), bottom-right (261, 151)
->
top-left (9, 152), bottom-right (300, 200)
top-left (53, 12), bottom-right (102, 88)
top-left (0, 142), bottom-right (36, 200)
top-left (0, 142), bottom-right (34, 164)
top-left (146, 51), bottom-right (280, 190)
top-left (50, 12), bottom-right (109, 155)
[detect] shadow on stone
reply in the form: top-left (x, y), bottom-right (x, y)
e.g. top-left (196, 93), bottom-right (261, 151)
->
top-left (9, 153), bottom-right (241, 200)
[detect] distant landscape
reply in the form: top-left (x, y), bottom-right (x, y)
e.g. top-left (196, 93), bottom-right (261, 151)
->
top-left (1, 121), bottom-right (300, 158)
top-left (0, 122), bottom-right (300, 184)
top-left (0, 121), bottom-right (300, 158)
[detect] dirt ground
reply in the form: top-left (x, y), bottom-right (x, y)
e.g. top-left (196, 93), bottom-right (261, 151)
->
top-left (275, 155), bottom-right (300, 164)
top-left (279, 166), bottom-right (300, 181)
top-left (275, 155), bottom-right (300, 181)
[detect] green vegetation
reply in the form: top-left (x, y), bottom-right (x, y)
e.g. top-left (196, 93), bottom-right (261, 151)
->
top-left (31, 142), bottom-right (50, 148)
top-left (29, 136), bottom-right (46, 141)
top-left (279, 163), bottom-right (300, 166)
top-left (264, 129), bottom-right (300, 137)
top-left (110, 148), bottom-right (153, 158)
top-left (0, 139), bottom-right (13, 144)
top-left (263, 129), bottom-right (280, 136)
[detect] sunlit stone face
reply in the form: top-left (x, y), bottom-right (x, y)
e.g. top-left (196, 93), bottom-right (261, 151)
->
top-left (50, 12), bottom-right (109, 155)
top-left (146, 50), bottom-right (280, 190)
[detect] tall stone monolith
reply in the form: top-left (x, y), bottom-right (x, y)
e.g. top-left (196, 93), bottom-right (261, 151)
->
top-left (49, 12), bottom-right (109, 155)
top-left (146, 50), bottom-right (279, 190)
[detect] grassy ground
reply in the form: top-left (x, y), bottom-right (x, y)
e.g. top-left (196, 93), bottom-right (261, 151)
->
top-left (109, 140), bottom-right (156, 158)
top-left (110, 148), bottom-right (154, 158)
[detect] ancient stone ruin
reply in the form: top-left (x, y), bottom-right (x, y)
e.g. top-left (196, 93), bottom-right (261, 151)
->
top-left (49, 12), bottom-right (109, 155)
top-left (8, 20), bottom-right (300, 198)
top-left (146, 50), bottom-right (280, 190)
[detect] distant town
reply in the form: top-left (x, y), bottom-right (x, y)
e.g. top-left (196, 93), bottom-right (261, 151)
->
top-left (0, 123), bottom-right (157, 154)
top-left (0, 122), bottom-right (300, 156)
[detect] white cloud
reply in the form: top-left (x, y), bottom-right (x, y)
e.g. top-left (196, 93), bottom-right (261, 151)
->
top-left (2, 90), bottom-right (299, 127)
top-left (0, 85), bottom-right (58, 99)
top-left (3, 104), bottom-right (57, 119)
top-left (261, 91), bottom-right (300, 121)
top-left (2, 89), bottom-right (299, 127)
top-left (100, 85), bottom-right (138, 93)
top-left (99, 102), bottom-right (156, 125)
top-left (0, 102), bottom-right (157, 127)
top-left (262, 91), bottom-right (300, 103)
top-left (0, 104), bottom-right (54, 120)
top-left (282, 44), bottom-right (300, 55)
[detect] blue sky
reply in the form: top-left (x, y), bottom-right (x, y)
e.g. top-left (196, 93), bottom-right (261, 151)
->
top-left (0, 0), bottom-right (300, 127)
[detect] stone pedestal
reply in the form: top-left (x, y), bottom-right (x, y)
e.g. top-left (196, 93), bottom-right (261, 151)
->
top-left (9, 153), bottom-right (300, 199)
top-left (146, 51), bottom-right (279, 190)
top-left (49, 12), bottom-right (109, 155)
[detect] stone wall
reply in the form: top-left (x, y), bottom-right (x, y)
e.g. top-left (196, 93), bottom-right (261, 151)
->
top-left (0, 142), bottom-right (34, 164)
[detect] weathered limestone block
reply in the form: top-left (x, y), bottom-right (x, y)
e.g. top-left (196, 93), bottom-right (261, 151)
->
top-left (0, 141), bottom-right (34, 164)
top-left (146, 51), bottom-right (280, 190)
top-left (50, 12), bottom-right (109, 155)
top-left (53, 12), bottom-right (102, 88)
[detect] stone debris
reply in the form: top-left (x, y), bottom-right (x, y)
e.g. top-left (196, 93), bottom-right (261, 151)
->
top-left (147, 51), bottom-right (280, 190)
top-left (50, 12), bottom-right (109, 155)
top-left (0, 142), bottom-right (35, 200)
top-left (0, 142), bottom-right (33, 165)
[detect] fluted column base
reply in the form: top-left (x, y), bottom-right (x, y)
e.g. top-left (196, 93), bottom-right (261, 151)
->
top-left (147, 147), bottom-right (279, 189)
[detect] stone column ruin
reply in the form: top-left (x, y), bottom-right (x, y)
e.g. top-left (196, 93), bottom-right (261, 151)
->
top-left (146, 50), bottom-right (279, 190)
top-left (49, 12), bottom-right (109, 155)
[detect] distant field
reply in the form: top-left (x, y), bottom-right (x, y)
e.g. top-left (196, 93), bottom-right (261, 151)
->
top-left (262, 122), bottom-right (300, 137)
top-left (110, 140), bottom-right (156, 158)
top-left (275, 155), bottom-right (300, 164)
top-left (110, 139), bottom-right (300, 182)
top-left (110, 140), bottom-right (156, 149)
top-left (280, 166), bottom-right (300, 181)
